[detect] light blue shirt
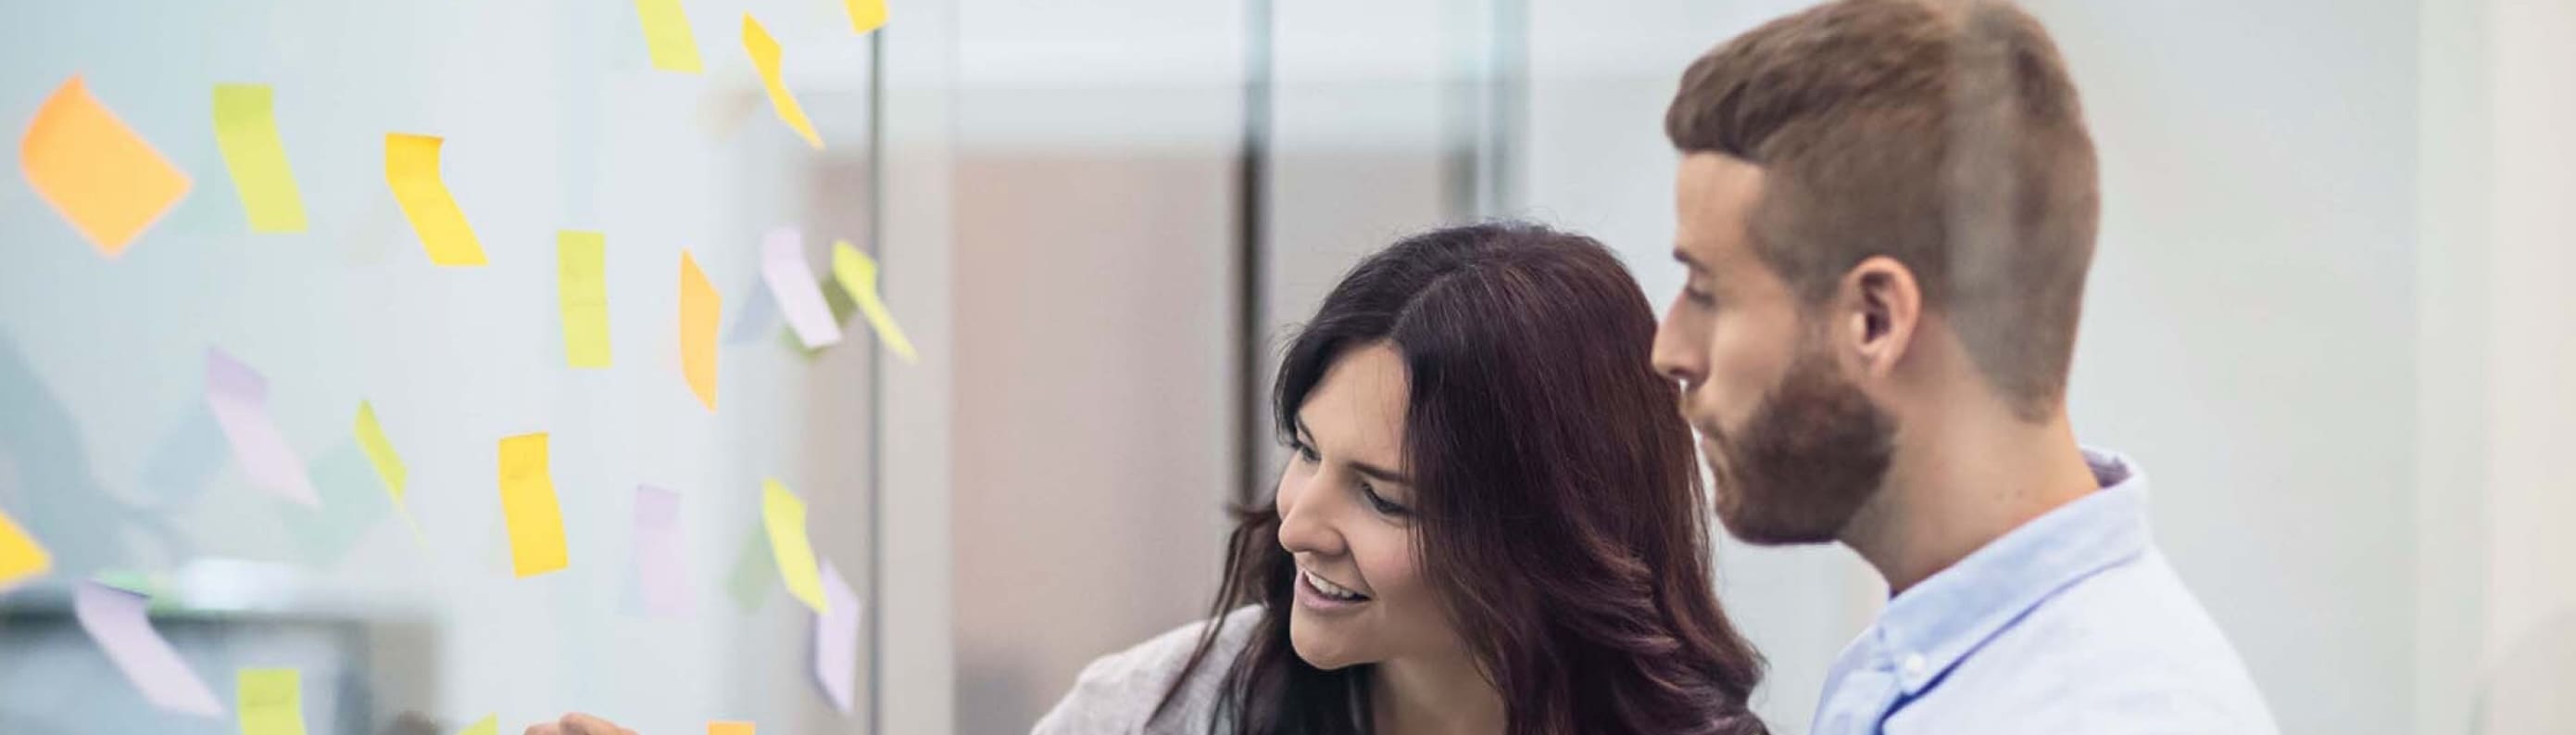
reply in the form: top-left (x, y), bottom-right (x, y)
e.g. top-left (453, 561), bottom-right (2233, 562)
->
top-left (1811, 449), bottom-right (2279, 735)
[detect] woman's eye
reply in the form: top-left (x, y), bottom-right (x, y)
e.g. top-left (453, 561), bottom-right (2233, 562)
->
top-left (1361, 484), bottom-right (1410, 517)
top-left (1291, 441), bottom-right (1319, 463)
top-left (1684, 286), bottom-right (1717, 308)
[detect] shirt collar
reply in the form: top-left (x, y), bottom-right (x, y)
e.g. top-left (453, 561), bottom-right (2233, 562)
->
top-left (1867, 447), bottom-right (2154, 694)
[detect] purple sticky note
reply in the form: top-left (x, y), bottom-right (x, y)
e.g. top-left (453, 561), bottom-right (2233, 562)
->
top-left (73, 581), bottom-right (225, 717)
top-left (204, 348), bottom-right (317, 506)
top-left (814, 559), bottom-right (861, 715)
top-left (761, 228), bottom-right (844, 348)
top-left (635, 485), bottom-right (692, 616)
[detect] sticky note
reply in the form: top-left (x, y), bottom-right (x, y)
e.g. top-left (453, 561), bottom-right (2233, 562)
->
top-left (725, 270), bottom-right (781, 346)
top-left (236, 668), bottom-right (308, 735)
top-left (559, 232), bottom-right (613, 368)
top-left (207, 348), bottom-right (319, 506)
top-left (831, 240), bottom-right (919, 362)
top-left (385, 133), bottom-right (487, 266)
top-left (73, 581), bottom-right (225, 716)
top-left (143, 403), bottom-right (228, 507)
top-left (680, 251), bottom-right (720, 411)
top-left (19, 76), bottom-right (191, 257)
top-left (633, 0), bottom-right (703, 73)
top-left (351, 401), bottom-right (407, 503)
top-left (498, 433), bottom-right (568, 577)
top-left (845, 0), bottom-right (888, 33)
top-left (761, 479), bottom-right (828, 615)
top-left (761, 229), bottom-right (842, 348)
top-left (459, 715), bottom-right (497, 735)
top-left (743, 15), bottom-right (823, 149)
top-left (710, 723), bottom-right (754, 735)
top-left (726, 522), bottom-right (776, 612)
top-left (211, 83), bottom-right (308, 233)
top-left (815, 559), bottom-right (862, 714)
top-left (635, 485), bottom-right (691, 616)
top-left (284, 444), bottom-right (392, 566)
top-left (0, 507), bottom-right (47, 593)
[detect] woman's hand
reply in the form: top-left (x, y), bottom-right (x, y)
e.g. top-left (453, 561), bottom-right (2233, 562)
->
top-left (523, 713), bottom-right (636, 735)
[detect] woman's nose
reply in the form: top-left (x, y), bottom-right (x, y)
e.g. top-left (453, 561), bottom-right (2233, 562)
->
top-left (1275, 476), bottom-right (1345, 558)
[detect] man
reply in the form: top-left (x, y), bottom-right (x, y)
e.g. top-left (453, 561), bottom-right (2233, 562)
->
top-left (1647, 1), bottom-right (2279, 733)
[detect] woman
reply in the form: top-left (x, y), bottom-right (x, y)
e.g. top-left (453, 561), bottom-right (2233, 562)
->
top-left (524, 222), bottom-right (1767, 735)
top-left (1034, 222), bottom-right (1767, 735)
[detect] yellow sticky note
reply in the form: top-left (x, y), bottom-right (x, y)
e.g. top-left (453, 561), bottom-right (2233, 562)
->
top-left (211, 83), bottom-right (308, 233)
top-left (831, 240), bottom-right (919, 362)
top-left (844, 0), bottom-right (888, 33)
top-left (761, 479), bottom-right (828, 615)
top-left (742, 15), bottom-right (823, 149)
top-left (384, 133), bottom-right (487, 266)
top-left (709, 722), bottom-right (754, 735)
top-left (634, 0), bottom-right (703, 73)
top-left (559, 232), bottom-right (613, 368)
top-left (458, 714), bottom-right (496, 735)
top-left (237, 668), bottom-right (308, 735)
top-left (19, 76), bottom-right (192, 257)
top-left (680, 251), bottom-right (720, 411)
top-left (352, 401), bottom-right (408, 503)
top-left (498, 433), bottom-right (569, 577)
top-left (0, 507), bottom-right (52, 592)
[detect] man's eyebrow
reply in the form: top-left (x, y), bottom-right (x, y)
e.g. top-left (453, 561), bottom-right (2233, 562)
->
top-left (1672, 248), bottom-right (1707, 272)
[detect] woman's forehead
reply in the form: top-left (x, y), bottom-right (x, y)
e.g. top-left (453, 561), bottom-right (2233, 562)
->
top-left (1299, 343), bottom-right (1409, 462)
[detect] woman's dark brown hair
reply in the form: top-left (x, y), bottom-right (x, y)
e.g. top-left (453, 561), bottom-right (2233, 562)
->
top-left (1153, 222), bottom-right (1768, 735)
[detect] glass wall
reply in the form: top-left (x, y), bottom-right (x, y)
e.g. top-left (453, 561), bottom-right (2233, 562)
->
top-left (8, 1), bottom-right (2576, 734)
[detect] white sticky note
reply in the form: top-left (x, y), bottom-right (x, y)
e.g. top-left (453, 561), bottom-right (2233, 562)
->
top-left (635, 485), bottom-right (692, 616)
top-left (206, 348), bottom-right (317, 506)
top-left (74, 581), bottom-right (225, 717)
top-left (761, 228), bottom-right (842, 348)
top-left (814, 559), bottom-right (862, 715)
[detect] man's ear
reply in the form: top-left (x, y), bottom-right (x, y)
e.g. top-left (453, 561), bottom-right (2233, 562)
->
top-left (1837, 256), bottom-right (1921, 377)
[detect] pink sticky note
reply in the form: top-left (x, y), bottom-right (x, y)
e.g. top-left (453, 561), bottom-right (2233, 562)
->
top-left (814, 559), bottom-right (861, 715)
top-left (635, 485), bottom-right (692, 616)
top-left (74, 581), bottom-right (225, 717)
top-left (760, 228), bottom-right (842, 348)
top-left (205, 348), bottom-right (317, 506)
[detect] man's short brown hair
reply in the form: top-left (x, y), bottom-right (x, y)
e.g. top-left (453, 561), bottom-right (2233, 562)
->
top-left (1666, 0), bottom-right (2099, 419)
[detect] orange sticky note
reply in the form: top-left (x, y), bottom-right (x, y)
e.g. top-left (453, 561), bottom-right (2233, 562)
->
top-left (844, 0), bottom-right (887, 33)
top-left (0, 507), bottom-right (51, 593)
top-left (742, 15), bottom-right (823, 149)
top-left (680, 251), bottom-right (720, 411)
top-left (498, 433), bottom-right (568, 577)
top-left (385, 133), bottom-right (487, 266)
top-left (19, 76), bottom-right (192, 257)
top-left (708, 722), bottom-right (753, 735)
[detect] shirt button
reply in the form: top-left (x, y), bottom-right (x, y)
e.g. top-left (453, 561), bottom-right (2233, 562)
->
top-left (1901, 653), bottom-right (1928, 678)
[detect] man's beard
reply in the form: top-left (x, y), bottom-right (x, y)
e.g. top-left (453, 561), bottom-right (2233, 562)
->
top-left (1701, 341), bottom-right (1897, 545)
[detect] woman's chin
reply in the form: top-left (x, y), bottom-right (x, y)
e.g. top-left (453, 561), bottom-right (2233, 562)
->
top-left (1287, 618), bottom-right (1367, 670)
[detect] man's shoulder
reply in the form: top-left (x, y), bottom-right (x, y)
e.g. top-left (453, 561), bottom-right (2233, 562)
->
top-left (1903, 550), bottom-right (2279, 734)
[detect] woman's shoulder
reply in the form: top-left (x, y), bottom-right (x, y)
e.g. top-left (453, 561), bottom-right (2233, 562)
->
top-left (1031, 605), bottom-right (1265, 735)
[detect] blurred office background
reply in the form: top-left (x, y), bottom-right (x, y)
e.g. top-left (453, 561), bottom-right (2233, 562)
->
top-left (3, 0), bottom-right (2573, 734)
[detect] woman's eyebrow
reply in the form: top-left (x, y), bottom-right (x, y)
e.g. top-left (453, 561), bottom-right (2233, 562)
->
top-left (1349, 461), bottom-right (1411, 486)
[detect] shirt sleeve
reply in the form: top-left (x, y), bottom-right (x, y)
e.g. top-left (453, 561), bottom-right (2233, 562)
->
top-left (1030, 606), bottom-right (1262, 735)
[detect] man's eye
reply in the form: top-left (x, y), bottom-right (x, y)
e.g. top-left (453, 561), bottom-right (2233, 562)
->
top-left (1685, 286), bottom-right (1716, 307)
